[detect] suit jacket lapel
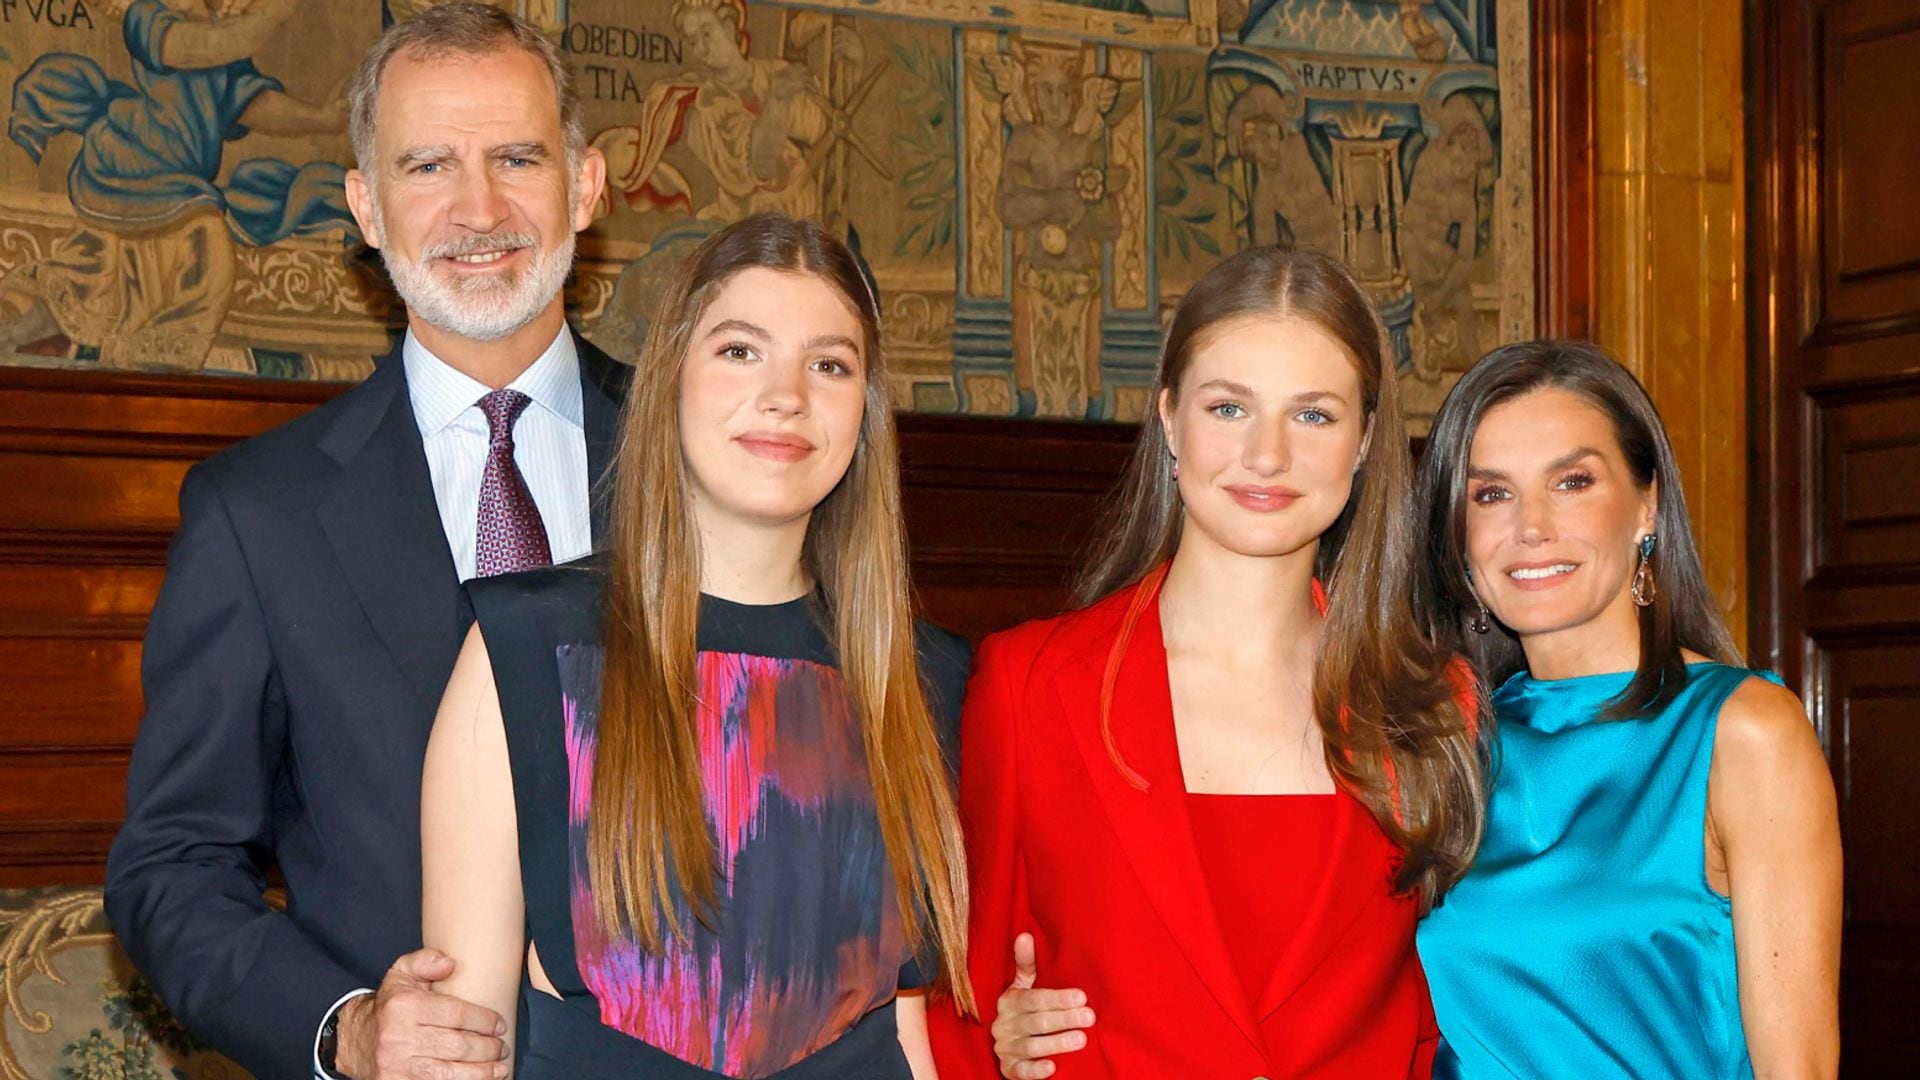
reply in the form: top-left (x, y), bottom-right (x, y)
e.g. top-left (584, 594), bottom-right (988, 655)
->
top-left (1249, 791), bottom-right (1372, 1019)
top-left (1054, 582), bottom-right (1269, 1058)
top-left (315, 353), bottom-right (465, 715)
top-left (575, 333), bottom-right (627, 546)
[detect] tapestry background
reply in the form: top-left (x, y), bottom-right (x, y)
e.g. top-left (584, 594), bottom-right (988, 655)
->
top-left (0, 0), bottom-right (1533, 427)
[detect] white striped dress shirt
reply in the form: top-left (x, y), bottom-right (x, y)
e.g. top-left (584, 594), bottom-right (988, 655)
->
top-left (402, 326), bottom-right (593, 581)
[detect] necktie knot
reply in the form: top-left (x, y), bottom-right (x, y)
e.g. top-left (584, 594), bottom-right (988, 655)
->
top-left (478, 389), bottom-right (533, 449)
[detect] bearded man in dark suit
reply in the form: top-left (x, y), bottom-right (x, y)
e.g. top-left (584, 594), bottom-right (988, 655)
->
top-left (106, 5), bottom-right (622, 1077)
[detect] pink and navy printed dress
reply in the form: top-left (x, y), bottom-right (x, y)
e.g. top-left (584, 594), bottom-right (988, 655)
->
top-left (466, 562), bottom-right (969, 1080)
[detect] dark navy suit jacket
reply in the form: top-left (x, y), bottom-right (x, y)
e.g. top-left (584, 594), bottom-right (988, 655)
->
top-left (104, 334), bottom-right (626, 1079)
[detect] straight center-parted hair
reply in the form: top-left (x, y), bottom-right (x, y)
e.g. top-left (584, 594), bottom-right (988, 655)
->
top-left (1077, 247), bottom-right (1487, 908)
top-left (593, 212), bottom-right (973, 1012)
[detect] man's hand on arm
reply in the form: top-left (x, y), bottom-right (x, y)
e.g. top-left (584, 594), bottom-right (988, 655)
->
top-left (330, 948), bottom-right (508, 1080)
top-left (991, 933), bottom-right (1094, 1080)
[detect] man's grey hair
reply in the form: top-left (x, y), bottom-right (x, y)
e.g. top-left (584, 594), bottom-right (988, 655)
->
top-left (346, 1), bottom-right (585, 174)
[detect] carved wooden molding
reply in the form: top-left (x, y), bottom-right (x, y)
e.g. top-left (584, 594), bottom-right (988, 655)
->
top-left (1532, 0), bottom-right (1599, 339)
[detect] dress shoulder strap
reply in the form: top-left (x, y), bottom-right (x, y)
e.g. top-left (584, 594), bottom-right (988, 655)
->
top-left (464, 560), bottom-right (605, 1001)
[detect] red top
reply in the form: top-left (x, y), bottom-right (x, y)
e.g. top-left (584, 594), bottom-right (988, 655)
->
top-left (928, 575), bottom-right (1443, 1079)
top-left (1186, 792), bottom-right (1344, 1009)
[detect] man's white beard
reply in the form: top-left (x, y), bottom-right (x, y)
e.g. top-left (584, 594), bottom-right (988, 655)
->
top-left (376, 204), bottom-right (576, 344)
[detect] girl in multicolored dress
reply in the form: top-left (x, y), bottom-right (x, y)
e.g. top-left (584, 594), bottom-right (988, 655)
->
top-left (420, 212), bottom-right (973, 1078)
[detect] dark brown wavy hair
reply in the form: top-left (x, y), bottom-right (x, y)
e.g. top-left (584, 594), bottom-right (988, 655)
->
top-left (1414, 339), bottom-right (1740, 716)
top-left (594, 213), bottom-right (972, 1011)
top-left (1076, 247), bottom-right (1487, 908)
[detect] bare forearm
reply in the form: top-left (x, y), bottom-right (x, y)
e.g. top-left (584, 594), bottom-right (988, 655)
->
top-left (897, 994), bottom-right (940, 1080)
top-left (1743, 962), bottom-right (1839, 1080)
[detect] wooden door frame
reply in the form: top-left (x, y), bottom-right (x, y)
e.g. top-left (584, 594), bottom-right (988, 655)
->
top-left (1744, 0), bottom-right (1806, 682)
top-left (1533, 0), bottom-right (1600, 341)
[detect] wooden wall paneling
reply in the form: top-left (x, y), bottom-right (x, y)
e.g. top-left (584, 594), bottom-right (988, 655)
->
top-left (1821, 637), bottom-right (1920, 1078)
top-left (899, 415), bottom-right (1136, 639)
top-left (1821, 7), bottom-right (1920, 328)
top-left (0, 368), bottom-right (337, 885)
top-left (1816, 391), bottom-right (1920, 570)
top-left (1748, 0), bottom-right (1920, 1072)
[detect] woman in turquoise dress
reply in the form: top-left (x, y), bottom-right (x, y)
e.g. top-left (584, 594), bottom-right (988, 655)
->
top-left (1413, 340), bottom-right (1842, 1078)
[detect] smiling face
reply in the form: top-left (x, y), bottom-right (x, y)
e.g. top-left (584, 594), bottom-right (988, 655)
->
top-left (1462, 386), bottom-right (1657, 653)
top-left (1160, 314), bottom-right (1370, 562)
top-left (677, 267), bottom-right (870, 533)
top-left (344, 45), bottom-right (602, 345)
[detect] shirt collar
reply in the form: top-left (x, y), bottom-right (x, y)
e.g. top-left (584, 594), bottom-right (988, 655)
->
top-left (402, 325), bottom-right (584, 437)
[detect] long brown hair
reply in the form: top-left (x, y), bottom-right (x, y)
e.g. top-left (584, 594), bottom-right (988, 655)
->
top-left (593, 213), bottom-right (973, 1011)
top-left (1415, 339), bottom-right (1741, 715)
top-left (1077, 247), bottom-right (1486, 907)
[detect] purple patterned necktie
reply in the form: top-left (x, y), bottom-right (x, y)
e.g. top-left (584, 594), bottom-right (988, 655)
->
top-left (474, 389), bottom-right (553, 578)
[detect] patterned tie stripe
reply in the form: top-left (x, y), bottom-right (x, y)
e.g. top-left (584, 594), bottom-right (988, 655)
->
top-left (474, 389), bottom-right (554, 578)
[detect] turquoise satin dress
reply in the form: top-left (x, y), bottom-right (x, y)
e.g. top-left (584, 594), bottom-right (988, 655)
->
top-left (1418, 662), bottom-right (1778, 1080)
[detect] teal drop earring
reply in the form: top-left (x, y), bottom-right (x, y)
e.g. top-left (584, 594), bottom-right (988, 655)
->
top-left (1631, 533), bottom-right (1658, 607)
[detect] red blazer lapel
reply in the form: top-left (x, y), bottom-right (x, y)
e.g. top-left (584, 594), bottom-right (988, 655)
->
top-left (1249, 574), bottom-right (1377, 1018)
top-left (1052, 578), bottom-right (1268, 1059)
top-left (1247, 792), bottom-right (1376, 1019)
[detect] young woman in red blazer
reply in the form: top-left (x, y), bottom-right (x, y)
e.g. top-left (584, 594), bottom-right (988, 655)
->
top-left (928, 248), bottom-right (1486, 1079)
